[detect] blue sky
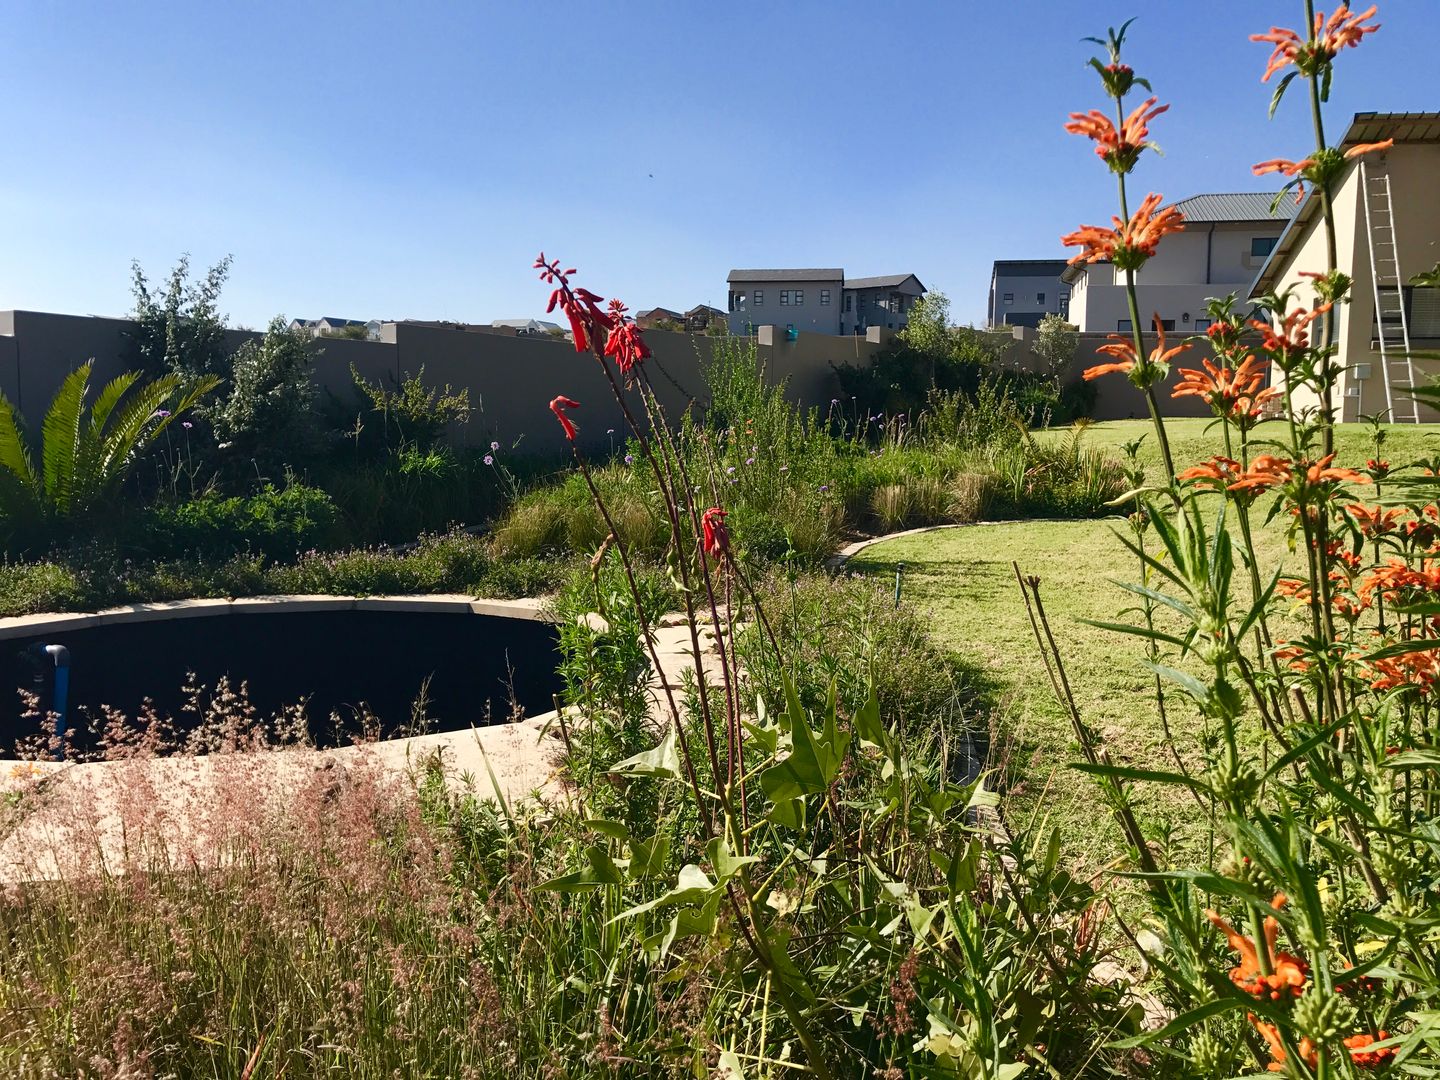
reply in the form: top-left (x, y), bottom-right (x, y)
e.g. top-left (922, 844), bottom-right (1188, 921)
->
top-left (1, 1), bottom-right (1433, 329)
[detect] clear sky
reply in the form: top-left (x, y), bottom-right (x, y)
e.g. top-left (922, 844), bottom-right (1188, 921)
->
top-left (1, 1), bottom-right (1434, 329)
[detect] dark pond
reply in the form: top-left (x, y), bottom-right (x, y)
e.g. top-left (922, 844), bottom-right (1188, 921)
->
top-left (0, 609), bottom-right (563, 753)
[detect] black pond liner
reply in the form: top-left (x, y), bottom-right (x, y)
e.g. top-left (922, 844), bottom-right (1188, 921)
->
top-left (0, 609), bottom-right (563, 755)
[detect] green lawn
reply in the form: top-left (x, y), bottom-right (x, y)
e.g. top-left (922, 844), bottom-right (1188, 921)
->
top-left (851, 418), bottom-right (1440, 867)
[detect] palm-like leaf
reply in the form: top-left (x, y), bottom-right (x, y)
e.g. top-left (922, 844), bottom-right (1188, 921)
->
top-left (0, 391), bottom-right (39, 520)
top-left (40, 364), bottom-right (93, 515)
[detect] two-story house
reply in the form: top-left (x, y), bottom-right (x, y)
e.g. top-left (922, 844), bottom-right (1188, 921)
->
top-left (841, 274), bottom-right (927, 335)
top-left (1062, 193), bottom-right (1296, 334)
top-left (726, 269), bottom-right (926, 335)
top-left (987, 260), bottom-right (1071, 328)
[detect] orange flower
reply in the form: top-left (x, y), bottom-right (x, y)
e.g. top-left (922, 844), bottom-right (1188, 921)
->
top-left (1064, 97), bottom-right (1169, 173)
top-left (1082, 314), bottom-right (1191, 387)
top-left (1207, 895), bottom-right (1310, 1001)
top-left (1253, 140), bottom-right (1394, 203)
top-left (1251, 1015), bottom-right (1317, 1073)
top-left (1345, 1031), bottom-right (1397, 1069)
top-left (1172, 354), bottom-right (1279, 422)
top-left (1062, 192), bottom-right (1186, 270)
top-left (1300, 453), bottom-right (1369, 488)
top-left (1179, 456), bottom-right (1244, 490)
top-left (1250, 303), bottom-right (1333, 358)
top-left (1251, 4), bottom-right (1379, 83)
top-left (1229, 454), bottom-right (1294, 493)
top-left (1348, 503), bottom-right (1403, 538)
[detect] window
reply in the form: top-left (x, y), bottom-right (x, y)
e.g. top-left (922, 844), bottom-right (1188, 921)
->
top-left (1373, 286), bottom-right (1440, 338)
top-left (1003, 292), bottom-right (1014, 305)
top-left (1193, 318), bottom-right (1213, 331)
top-left (1251, 236), bottom-right (1278, 257)
top-left (1117, 319), bottom-right (1133, 332)
top-left (753, 290), bottom-right (764, 306)
top-left (820, 289), bottom-right (830, 305)
top-left (779, 290), bottom-right (790, 306)
top-left (844, 294), bottom-right (853, 312)
top-left (795, 290), bottom-right (805, 305)
top-left (890, 293), bottom-right (901, 312)
top-left (1160, 320), bottom-right (1176, 331)
top-left (1037, 292), bottom-right (1046, 304)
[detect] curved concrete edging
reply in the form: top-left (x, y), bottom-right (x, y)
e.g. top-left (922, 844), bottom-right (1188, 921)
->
top-left (0, 593), bottom-right (549, 642)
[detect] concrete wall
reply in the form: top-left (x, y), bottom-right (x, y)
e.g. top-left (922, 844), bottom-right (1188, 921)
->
top-left (727, 279), bottom-right (842, 336)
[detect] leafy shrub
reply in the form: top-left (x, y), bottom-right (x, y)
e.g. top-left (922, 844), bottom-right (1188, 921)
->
top-left (141, 484), bottom-right (345, 560)
top-left (347, 366), bottom-right (471, 453)
top-left (211, 317), bottom-right (324, 480)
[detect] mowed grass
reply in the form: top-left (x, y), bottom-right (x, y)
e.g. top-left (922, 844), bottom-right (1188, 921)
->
top-left (851, 418), bottom-right (1440, 866)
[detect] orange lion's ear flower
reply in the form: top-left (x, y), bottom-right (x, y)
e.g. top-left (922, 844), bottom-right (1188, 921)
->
top-left (1251, 4), bottom-right (1379, 83)
top-left (1062, 192), bottom-right (1186, 270)
top-left (1064, 96), bottom-right (1168, 174)
top-left (1082, 314), bottom-right (1191, 388)
top-left (1251, 1014), bottom-right (1318, 1073)
top-left (1207, 895), bottom-right (1310, 1002)
top-left (1178, 456), bottom-right (1243, 490)
top-left (1345, 1031), bottom-right (1397, 1069)
top-left (1318, 4), bottom-right (1381, 55)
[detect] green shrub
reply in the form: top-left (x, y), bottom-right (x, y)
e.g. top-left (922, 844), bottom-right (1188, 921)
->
top-left (142, 484), bottom-right (345, 560)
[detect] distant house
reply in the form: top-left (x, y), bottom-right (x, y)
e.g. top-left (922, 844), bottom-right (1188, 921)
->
top-left (725, 269), bottom-right (925, 335)
top-left (684, 304), bottom-right (726, 331)
top-left (841, 274), bottom-right (926, 335)
top-left (289, 317), bottom-right (381, 341)
top-left (635, 307), bottom-right (685, 329)
top-left (1062, 192), bottom-right (1295, 334)
top-left (1250, 111), bottom-right (1440, 422)
top-left (987, 260), bottom-right (1071, 328)
top-left (491, 318), bottom-right (565, 337)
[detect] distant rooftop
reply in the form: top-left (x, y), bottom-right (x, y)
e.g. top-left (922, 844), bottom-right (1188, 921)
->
top-left (1166, 192), bottom-right (1295, 223)
top-left (845, 274), bottom-right (923, 290)
top-left (727, 268), bottom-right (843, 283)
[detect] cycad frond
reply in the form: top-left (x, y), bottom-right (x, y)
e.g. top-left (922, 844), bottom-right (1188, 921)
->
top-left (40, 363), bottom-right (93, 513)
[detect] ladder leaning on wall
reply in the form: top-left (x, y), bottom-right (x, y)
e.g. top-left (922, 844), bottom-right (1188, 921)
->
top-left (1360, 156), bottom-right (1419, 423)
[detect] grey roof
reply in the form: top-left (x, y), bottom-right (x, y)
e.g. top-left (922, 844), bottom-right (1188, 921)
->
top-left (844, 274), bottom-right (925, 291)
top-left (686, 304), bottom-right (726, 317)
top-left (727, 268), bottom-right (843, 283)
top-left (319, 317), bottom-right (365, 326)
top-left (992, 259), bottom-right (1069, 277)
top-left (1166, 193), bottom-right (1296, 222)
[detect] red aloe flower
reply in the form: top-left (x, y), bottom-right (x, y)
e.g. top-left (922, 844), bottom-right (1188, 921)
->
top-left (534, 253), bottom-right (614, 352)
top-left (549, 395), bottom-right (580, 442)
top-left (603, 299), bottom-right (652, 376)
top-left (701, 507), bottom-right (730, 560)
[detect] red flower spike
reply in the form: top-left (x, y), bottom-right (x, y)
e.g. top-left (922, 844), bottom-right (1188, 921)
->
top-left (603, 303), bottom-right (652, 376)
top-left (549, 396), bottom-right (580, 442)
top-left (701, 507), bottom-right (730, 560)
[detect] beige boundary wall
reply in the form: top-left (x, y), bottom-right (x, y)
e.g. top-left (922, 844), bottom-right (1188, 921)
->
top-left (0, 309), bottom-right (1225, 455)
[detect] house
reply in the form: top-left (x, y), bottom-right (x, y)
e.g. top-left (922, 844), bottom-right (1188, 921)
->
top-left (841, 274), bottom-right (927, 335)
top-left (987, 260), bottom-right (1071, 328)
top-left (684, 304), bottom-right (726, 332)
top-left (1062, 193), bottom-right (1295, 334)
top-left (288, 317), bottom-right (382, 340)
top-left (725, 269), bottom-right (925, 336)
top-left (1250, 111), bottom-right (1440, 422)
top-left (491, 318), bottom-right (565, 337)
top-left (635, 307), bottom-right (685, 329)
top-left (727, 269), bottom-right (844, 335)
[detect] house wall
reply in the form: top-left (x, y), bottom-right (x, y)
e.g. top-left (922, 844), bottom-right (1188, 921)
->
top-left (988, 267), bottom-right (1069, 328)
top-left (840, 285), bottom-right (923, 335)
top-left (1260, 143), bottom-right (1440, 423)
top-left (1069, 221), bottom-right (1287, 333)
top-left (727, 279), bottom-right (842, 336)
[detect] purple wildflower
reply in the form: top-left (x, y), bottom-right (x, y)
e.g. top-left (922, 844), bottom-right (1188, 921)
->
top-left (818, 484), bottom-right (829, 493)
top-left (625, 453), bottom-right (635, 465)
top-left (484, 454), bottom-right (494, 466)
top-left (726, 466), bottom-right (736, 475)
top-left (152, 409), bottom-right (171, 419)
top-left (182, 421), bottom-right (193, 429)
top-left (490, 440), bottom-right (500, 451)
top-left (745, 457), bottom-right (755, 466)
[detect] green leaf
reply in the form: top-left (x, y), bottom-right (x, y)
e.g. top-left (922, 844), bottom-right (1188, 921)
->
top-left (585, 818), bottom-right (630, 840)
top-left (1268, 70), bottom-right (1298, 119)
top-left (609, 727), bottom-right (681, 779)
top-left (1146, 663), bottom-right (1212, 706)
top-left (759, 715), bottom-right (828, 803)
top-left (1071, 761), bottom-right (1211, 793)
top-left (706, 836), bottom-right (759, 882)
top-left (1382, 748), bottom-right (1440, 770)
top-left (536, 845), bottom-right (623, 892)
top-left (629, 831), bottom-right (671, 880)
top-left (1110, 997), bottom-right (1247, 1048)
top-left (1364, 639), bottom-right (1440, 661)
top-left (853, 687), bottom-right (885, 749)
top-left (611, 863), bottom-right (716, 923)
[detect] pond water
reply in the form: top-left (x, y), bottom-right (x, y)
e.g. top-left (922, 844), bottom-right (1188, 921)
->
top-left (0, 608), bottom-right (563, 753)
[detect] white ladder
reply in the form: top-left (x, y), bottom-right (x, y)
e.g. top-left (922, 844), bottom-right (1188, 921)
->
top-left (1361, 157), bottom-right (1419, 422)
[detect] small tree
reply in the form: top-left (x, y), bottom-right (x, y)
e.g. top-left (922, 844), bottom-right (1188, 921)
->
top-left (1032, 313), bottom-right (1079, 387)
top-left (127, 254), bottom-right (235, 379)
top-left (898, 290), bottom-right (951, 358)
top-left (212, 317), bottom-right (323, 480)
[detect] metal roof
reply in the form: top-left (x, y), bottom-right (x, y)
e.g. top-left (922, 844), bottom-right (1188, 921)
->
top-left (1250, 111), bottom-right (1440, 297)
top-left (844, 274), bottom-right (925, 291)
top-left (1164, 192), bottom-right (1295, 222)
top-left (992, 259), bottom-right (1069, 278)
top-left (727, 268), bottom-right (843, 283)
